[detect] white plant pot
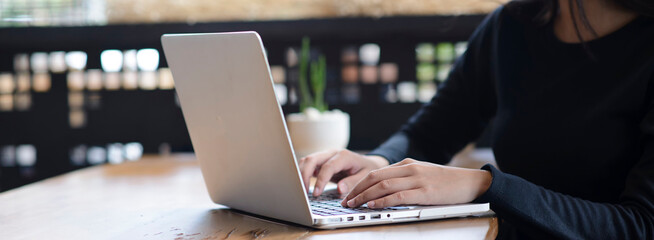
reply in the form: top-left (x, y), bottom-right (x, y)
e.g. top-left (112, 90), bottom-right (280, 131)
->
top-left (286, 109), bottom-right (350, 159)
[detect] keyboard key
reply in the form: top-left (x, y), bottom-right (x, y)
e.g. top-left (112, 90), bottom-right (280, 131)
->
top-left (310, 193), bottom-right (391, 216)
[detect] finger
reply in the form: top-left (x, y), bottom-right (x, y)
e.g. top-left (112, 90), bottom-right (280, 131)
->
top-left (313, 152), bottom-right (352, 196)
top-left (392, 158), bottom-right (418, 166)
top-left (301, 149), bottom-right (340, 164)
top-left (299, 159), bottom-right (318, 193)
top-left (366, 188), bottom-right (425, 209)
top-left (336, 171), bottom-right (367, 195)
top-left (299, 150), bottom-right (338, 193)
top-left (344, 177), bottom-right (417, 208)
top-left (342, 164), bottom-right (416, 203)
top-left (338, 158), bottom-right (413, 194)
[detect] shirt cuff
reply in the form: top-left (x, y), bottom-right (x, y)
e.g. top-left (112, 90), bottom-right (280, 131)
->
top-left (365, 132), bottom-right (411, 164)
top-left (473, 164), bottom-right (506, 204)
top-left (365, 149), bottom-right (402, 165)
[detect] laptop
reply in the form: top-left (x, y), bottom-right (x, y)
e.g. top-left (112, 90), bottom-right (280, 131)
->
top-left (161, 31), bottom-right (491, 229)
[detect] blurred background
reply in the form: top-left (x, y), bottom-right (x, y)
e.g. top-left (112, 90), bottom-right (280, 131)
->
top-left (0, 0), bottom-right (505, 192)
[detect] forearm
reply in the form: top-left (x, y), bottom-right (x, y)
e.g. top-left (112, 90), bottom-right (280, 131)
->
top-left (366, 120), bottom-right (475, 165)
top-left (475, 165), bottom-right (654, 239)
top-left (367, 132), bottom-right (410, 164)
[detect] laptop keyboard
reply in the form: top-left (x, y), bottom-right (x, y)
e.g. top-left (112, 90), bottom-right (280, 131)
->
top-left (309, 192), bottom-right (409, 216)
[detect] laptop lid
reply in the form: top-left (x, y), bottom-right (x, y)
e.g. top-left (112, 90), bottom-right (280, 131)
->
top-left (161, 31), bottom-right (313, 226)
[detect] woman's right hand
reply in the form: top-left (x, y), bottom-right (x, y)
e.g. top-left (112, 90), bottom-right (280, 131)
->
top-left (298, 149), bottom-right (389, 197)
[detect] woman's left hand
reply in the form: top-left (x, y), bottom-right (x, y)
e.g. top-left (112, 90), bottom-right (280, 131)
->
top-left (341, 158), bottom-right (492, 209)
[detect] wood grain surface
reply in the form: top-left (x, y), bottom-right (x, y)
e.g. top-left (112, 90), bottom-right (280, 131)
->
top-left (0, 154), bottom-right (497, 240)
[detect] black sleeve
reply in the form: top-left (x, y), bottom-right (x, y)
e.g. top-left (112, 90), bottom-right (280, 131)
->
top-left (475, 109), bottom-right (654, 239)
top-left (367, 9), bottom-right (499, 164)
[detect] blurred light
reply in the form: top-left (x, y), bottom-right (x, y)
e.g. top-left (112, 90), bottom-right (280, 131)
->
top-left (435, 42), bottom-right (455, 63)
top-left (274, 84), bottom-right (287, 105)
top-left (69, 109), bottom-right (86, 128)
top-left (86, 69), bottom-right (103, 91)
top-left (360, 65), bottom-right (378, 84)
top-left (418, 83), bottom-right (437, 103)
top-left (14, 54), bottom-right (30, 72)
top-left (285, 48), bottom-right (298, 67)
top-left (455, 42), bottom-right (468, 58)
top-left (67, 71), bottom-right (85, 91)
top-left (65, 51), bottom-right (87, 71)
top-left (101, 50), bottom-right (123, 72)
top-left (397, 82), bottom-right (417, 103)
top-left (16, 73), bottom-right (31, 92)
top-left (0, 94), bottom-right (13, 111)
top-left (437, 64), bottom-right (452, 82)
top-left (359, 43), bottom-right (380, 65)
top-left (68, 92), bottom-right (84, 109)
top-left (1, 145), bottom-right (16, 167)
top-left (380, 63), bottom-right (398, 83)
top-left (14, 93), bottom-right (31, 111)
top-left (70, 145), bottom-right (87, 166)
top-left (107, 143), bottom-right (124, 164)
top-left (383, 84), bottom-right (398, 103)
top-left (270, 66), bottom-right (285, 84)
top-left (341, 65), bottom-right (358, 83)
top-left (416, 43), bottom-right (435, 63)
top-left (30, 52), bottom-right (49, 73)
top-left (32, 73), bottom-right (51, 92)
top-left (87, 146), bottom-right (106, 165)
top-left (416, 63), bottom-right (436, 82)
top-left (0, 73), bottom-right (14, 94)
top-left (49, 51), bottom-right (67, 73)
top-left (288, 87), bottom-right (298, 105)
top-left (139, 71), bottom-right (158, 90)
top-left (136, 48), bottom-right (159, 71)
top-left (124, 142), bottom-right (143, 161)
top-left (122, 71), bottom-right (138, 90)
top-left (158, 143), bottom-right (171, 156)
top-left (16, 144), bottom-right (37, 167)
top-left (158, 68), bottom-right (174, 90)
top-left (104, 72), bottom-right (121, 90)
top-left (123, 50), bottom-right (138, 71)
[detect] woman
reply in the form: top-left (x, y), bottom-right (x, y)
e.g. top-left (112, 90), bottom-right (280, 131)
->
top-left (299, 0), bottom-right (654, 238)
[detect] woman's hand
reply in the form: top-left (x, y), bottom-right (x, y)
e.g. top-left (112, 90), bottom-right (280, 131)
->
top-left (341, 158), bottom-right (492, 209)
top-left (298, 149), bottom-right (389, 196)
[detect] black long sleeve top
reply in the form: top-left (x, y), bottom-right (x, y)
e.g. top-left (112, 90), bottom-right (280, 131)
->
top-left (367, 6), bottom-right (654, 239)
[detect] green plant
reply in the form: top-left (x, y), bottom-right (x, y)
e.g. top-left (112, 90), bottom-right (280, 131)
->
top-left (298, 37), bottom-right (328, 113)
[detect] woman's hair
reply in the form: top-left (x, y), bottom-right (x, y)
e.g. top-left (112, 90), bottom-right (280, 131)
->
top-left (614, 0), bottom-right (654, 17)
top-left (507, 0), bottom-right (654, 30)
top-left (506, 0), bottom-right (654, 56)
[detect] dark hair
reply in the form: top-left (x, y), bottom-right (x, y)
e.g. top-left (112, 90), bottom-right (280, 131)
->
top-left (507, 0), bottom-right (654, 37)
top-left (615, 0), bottom-right (654, 17)
top-left (506, 0), bottom-right (654, 59)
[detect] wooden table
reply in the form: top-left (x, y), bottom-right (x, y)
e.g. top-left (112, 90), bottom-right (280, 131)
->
top-left (0, 154), bottom-right (497, 239)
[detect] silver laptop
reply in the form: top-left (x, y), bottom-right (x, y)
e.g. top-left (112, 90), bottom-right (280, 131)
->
top-left (161, 31), bottom-right (490, 229)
